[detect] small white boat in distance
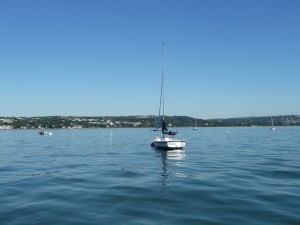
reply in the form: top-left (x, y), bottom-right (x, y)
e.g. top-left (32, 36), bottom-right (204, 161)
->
top-left (271, 116), bottom-right (275, 130)
top-left (193, 118), bottom-right (198, 130)
top-left (151, 43), bottom-right (186, 150)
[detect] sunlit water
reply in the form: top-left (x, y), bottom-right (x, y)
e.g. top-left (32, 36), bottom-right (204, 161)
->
top-left (1, 127), bottom-right (300, 225)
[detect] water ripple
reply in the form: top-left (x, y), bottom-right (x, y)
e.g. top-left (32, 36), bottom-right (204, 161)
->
top-left (1, 128), bottom-right (300, 224)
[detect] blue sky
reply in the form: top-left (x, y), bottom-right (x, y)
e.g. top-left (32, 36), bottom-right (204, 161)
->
top-left (0, 0), bottom-right (299, 119)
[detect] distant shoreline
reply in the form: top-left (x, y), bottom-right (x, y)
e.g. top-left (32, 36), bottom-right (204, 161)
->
top-left (1, 115), bottom-right (299, 129)
top-left (1, 125), bottom-right (300, 131)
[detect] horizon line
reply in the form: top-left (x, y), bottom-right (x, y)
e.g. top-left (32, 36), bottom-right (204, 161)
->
top-left (1, 114), bottom-right (299, 120)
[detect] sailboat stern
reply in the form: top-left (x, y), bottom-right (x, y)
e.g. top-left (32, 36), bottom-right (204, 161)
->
top-left (152, 137), bottom-right (186, 150)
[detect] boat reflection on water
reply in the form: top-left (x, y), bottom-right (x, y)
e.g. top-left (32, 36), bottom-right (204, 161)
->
top-left (159, 149), bottom-right (186, 181)
top-left (156, 149), bottom-right (186, 179)
top-left (156, 149), bottom-right (186, 221)
top-left (162, 149), bottom-right (185, 161)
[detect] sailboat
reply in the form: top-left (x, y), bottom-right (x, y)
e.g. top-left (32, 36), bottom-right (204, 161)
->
top-left (271, 116), bottom-right (275, 130)
top-left (151, 43), bottom-right (186, 150)
top-left (39, 129), bottom-right (47, 135)
top-left (39, 129), bottom-right (53, 136)
top-left (193, 118), bottom-right (198, 130)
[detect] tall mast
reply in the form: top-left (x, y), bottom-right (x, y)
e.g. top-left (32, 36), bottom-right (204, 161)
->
top-left (162, 43), bottom-right (165, 120)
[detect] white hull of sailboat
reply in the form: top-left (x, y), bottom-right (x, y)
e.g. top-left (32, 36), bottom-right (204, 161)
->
top-left (153, 137), bottom-right (186, 150)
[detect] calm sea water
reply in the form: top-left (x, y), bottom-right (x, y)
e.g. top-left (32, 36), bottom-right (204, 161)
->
top-left (1, 127), bottom-right (300, 225)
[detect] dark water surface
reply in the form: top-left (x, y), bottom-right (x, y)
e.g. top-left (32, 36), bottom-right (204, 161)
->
top-left (1, 127), bottom-right (300, 225)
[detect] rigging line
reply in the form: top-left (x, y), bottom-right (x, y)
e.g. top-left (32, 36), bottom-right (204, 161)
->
top-left (157, 43), bottom-right (165, 129)
top-left (162, 42), bottom-right (166, 121)
top-left (162, 43), bottom-right (178, 131)
top-left (163, 76), bottom-right (177, 130)
top-left (167, 65), bottom-right (177, 131)
top-left (157, 73), bottom-right (163, 129)
top-left (171, 95), bottom-right (177, 130)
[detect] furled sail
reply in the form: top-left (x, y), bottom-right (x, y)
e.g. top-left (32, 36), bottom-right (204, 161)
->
top-left (162, 120), bottom-right (177, 136)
